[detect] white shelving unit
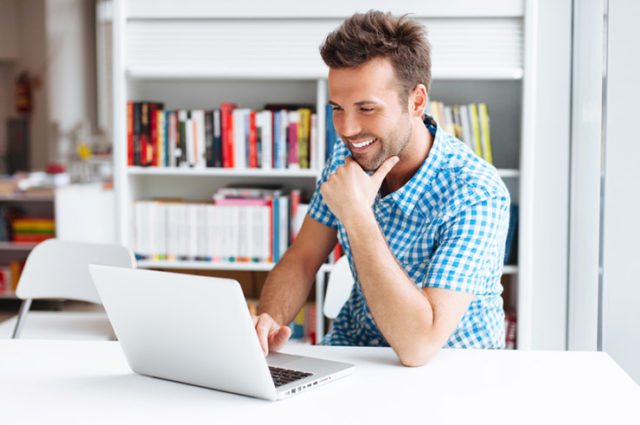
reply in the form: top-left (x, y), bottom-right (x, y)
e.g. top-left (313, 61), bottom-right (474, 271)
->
top-left (113, 0), bottom-right (573, 349)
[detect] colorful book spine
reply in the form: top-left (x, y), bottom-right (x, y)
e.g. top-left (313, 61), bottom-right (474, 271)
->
top-left (478, 103), bottom-right (493, 164)
top-left (127, 101), bottom-right (134, 166)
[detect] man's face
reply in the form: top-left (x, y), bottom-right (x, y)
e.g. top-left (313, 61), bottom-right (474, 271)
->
top-left (328, 57), bottom-right (413, 172)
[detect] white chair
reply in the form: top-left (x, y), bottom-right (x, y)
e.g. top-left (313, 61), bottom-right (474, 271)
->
top-left (323, 256), bottom-right (355, 320)
top-left (9, 239), bottom-right (136, 339)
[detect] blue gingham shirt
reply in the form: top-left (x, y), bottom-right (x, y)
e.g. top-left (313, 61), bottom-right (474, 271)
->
top-left (310, 117), bottom-right (510, 348)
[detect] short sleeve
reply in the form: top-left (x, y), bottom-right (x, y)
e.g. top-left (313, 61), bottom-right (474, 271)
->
top-left (424, 194), bottom-right (510, 294)
top-left (307, 151), bottom-right (340, 229)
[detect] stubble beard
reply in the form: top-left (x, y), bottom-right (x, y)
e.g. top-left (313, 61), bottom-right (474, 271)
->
top-left (352, 122), bottom-right (412, 172)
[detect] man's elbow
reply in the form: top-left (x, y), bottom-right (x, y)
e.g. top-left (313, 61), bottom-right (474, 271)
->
top-left (397, 343), bottom-right (441, 367)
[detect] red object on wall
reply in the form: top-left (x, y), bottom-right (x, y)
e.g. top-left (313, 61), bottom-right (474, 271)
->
top-left (15, 72), bottom-right (32, 115)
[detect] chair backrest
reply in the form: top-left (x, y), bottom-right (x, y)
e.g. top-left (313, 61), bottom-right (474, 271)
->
top-left (15, 239), bottom-right (136, 303)
top-left (323, 256), bottom-right (355, 320)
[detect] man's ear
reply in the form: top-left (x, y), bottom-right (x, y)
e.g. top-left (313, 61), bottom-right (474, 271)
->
top-left (410, 83), bottom-right (428, 117)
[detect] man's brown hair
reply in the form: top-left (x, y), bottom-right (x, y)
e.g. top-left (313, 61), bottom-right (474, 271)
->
top-left (320, 10), bottom-right (432, 105)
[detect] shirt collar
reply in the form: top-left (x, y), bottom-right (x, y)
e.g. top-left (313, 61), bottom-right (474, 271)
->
top-left (383, 116), bottom-right (446, 216)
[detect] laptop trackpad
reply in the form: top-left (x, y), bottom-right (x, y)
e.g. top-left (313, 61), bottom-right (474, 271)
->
top-left (266, 352), bottom-right (308, 368)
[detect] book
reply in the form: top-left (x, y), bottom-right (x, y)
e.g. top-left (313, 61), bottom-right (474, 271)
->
top-left (505, 309), bottom-right (517, 349)
top-left (178, 110), bottom-right (188, 166)
top-left (220, 103), bottom-right (236, 168)
top-left (212, 109), bottom-right (223, 167)
top-left (157, 108), bottom-right (165, 167)
top-left (127, 101), bottom-right (134, 166)
top-left (468, 103), bottom-right (483, 158)
top-left (504, 204), bottom-right (519, 265)
top-left (310, 113), bottom-right (318, 170)
top-left (149, 102), bottom-right (160, 167)
top-left (248, 110), bottom-right (258, 168)
top-left (256, 110), bottom-right (273, 170)
top-left (275, 110), bottom-right (289, 169)
top-left (325, 103), bottom-right (338, 163)
top-left (298, 108), bottom-right (311, 169)
top-left (287, 111), bottom-right (300, 169)
top-left (459, 105), bottom-right (474, 151)
top-left (204, 110), bottom-right (214, 167)
top-left (193, 109), bottom-right (207, 168)
top-left (478, 103), bottom-right (494, 164)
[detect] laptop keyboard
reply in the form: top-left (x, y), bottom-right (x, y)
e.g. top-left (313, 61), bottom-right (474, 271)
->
top-left (268, 366), bottom-right (313, 387)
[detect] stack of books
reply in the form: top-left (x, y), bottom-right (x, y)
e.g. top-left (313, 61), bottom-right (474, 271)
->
top-left (134, 188), bottom-right (308, 264)
top-left (10, 217), bottom-right (55, 243)
top-left (127, 101), bottom-right (320, 170)
top-left (0, 260), bottom-right (25, 296)
top-left (428, 101), bottom-right (494, 164)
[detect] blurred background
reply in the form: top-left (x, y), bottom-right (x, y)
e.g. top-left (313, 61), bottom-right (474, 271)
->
top-left (0, 0), bottom-right (638, 384)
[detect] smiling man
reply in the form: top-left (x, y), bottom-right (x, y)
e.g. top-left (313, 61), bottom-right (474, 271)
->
top-left (255, 11), bottom-right (510, 366)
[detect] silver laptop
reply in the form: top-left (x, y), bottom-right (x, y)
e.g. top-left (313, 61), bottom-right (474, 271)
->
top-left (88, 264), bottom-right (354, 401)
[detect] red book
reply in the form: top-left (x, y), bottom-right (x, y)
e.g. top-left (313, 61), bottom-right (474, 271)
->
top-left (248, 110), bottom-right (258, 168)
top-left (127, 101), bottom-right (134, 166)
top-left (288, 121), bottom-right (298, 168)
top-left (140, 103), bottom-right (150, 166)
top-left (220, 103), bottom-right (237, 168)
top-left (12, 234), bottom-right (55, 243)
top-left (149, 103), bottom-right (159, 166)
top-left (289, 189), bottom-right (301, 243)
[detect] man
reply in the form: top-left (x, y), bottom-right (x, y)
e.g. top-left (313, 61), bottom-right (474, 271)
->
top-left (254, 11), bottom-right (510, 366)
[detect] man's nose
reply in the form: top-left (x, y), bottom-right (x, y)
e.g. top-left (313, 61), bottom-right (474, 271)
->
top-left (339, 111), bottom-right (362, 140)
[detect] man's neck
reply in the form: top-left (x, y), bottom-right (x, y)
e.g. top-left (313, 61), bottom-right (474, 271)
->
top-left (381, 119), bottom-right (433, 196)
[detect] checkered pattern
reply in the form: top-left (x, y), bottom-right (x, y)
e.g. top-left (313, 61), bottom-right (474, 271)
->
top-left (309, 117), bottom-right (510, 348)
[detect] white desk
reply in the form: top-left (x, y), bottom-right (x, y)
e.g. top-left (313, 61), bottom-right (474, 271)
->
top-left (1, 340), bottom-right (638, 425)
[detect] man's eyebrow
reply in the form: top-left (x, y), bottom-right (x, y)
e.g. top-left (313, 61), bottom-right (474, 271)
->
top-left (328, 100), bottom-right (379, 106)
top-left (354, 100), bottom-right (379, 106)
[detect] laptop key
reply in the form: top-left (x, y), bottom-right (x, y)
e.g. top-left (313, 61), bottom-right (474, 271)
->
top-left (269, 366), bottom-right (313, 387)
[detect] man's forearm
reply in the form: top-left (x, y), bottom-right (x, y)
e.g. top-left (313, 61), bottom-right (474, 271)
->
top-left (258, 250), bottom-right (316, 326)
top-left (343, 210), bottom-right (437, 365)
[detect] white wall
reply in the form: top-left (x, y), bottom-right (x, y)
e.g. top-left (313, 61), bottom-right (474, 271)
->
top-left (519, 0), bottom-right (573, 349)
top-left (567, 0), bottom-right (604, 351)
top-left (600, 0), bottom-right (640, 384)
top-left (45, 0), bottom-right (97, 164)
top-left (0, 0), bottom-right (49, 172)
top-left (18, 0), bottom-right (49, 171)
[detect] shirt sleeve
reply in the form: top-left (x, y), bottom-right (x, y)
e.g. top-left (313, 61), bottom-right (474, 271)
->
top-left (307, 159), bottom-right (339, 229)
top-left (424, 194), bottom-right (510, 294)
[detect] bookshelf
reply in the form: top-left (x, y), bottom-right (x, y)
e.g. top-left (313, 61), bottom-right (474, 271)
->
top-left (113, 0), bottom-right (573, 350)
top-left (0, 193), bottom-right (55, 300)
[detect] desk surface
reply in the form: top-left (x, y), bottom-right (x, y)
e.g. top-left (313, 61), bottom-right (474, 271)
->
top-left (1, 340), bottom-right (638, 425)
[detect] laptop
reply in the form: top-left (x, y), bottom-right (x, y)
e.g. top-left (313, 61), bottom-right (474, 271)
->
top-left (88, 264), bottom-right (354, 401)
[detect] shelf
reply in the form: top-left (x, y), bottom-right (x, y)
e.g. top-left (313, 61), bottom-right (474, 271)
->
top-left (497, 169), bottom-right (520, 178)
top-left (135, 261), bottom-right (509, 275)
top-left (0, 242), bottom-right (38, 251)
top-left (127, 167), bottom-right (319, 178)
top-left (126, 1), bottom-right (525, 20)
top-left (136, 260), bottom-right (277, 271)
top-left (432, 68), bottom-right (523, 80)
top-left (0, 193), bottom-right (54, 202)
top-left (127, 67), bottom-right (524, 82)
top-left (127, 68), bottom-right (326, 81)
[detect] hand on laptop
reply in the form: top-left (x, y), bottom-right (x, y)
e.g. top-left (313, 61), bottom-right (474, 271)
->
top-left (253, 313), bottom-right (291, 356)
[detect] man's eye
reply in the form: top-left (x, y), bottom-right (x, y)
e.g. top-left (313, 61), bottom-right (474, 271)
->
top-left (331, 107), bottom-right (342, 112)
top-left (360, 108), bottom-right (374, 113)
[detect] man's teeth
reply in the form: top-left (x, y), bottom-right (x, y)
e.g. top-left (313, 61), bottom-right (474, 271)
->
top-left (353, 139), bottom-right (375, 148)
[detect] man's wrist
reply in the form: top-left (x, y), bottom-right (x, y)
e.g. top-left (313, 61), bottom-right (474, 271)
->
top-left (341, 207), bottom-right (377, 231)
